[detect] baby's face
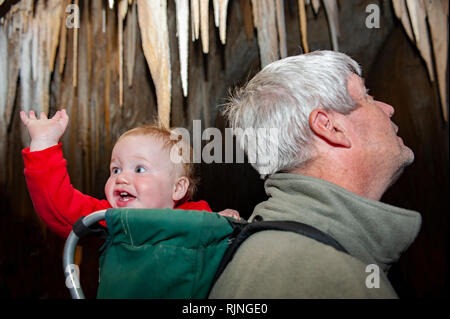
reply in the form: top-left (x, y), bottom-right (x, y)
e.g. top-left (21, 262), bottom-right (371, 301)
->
top-left (105, 134), bottom-right (180, 209)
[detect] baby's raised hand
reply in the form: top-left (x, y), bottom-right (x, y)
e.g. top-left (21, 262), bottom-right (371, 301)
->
top-left (20, 109), bottom-right (69, 151)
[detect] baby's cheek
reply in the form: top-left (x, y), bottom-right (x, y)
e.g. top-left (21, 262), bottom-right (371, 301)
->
top-left (104, 178), bottom-right (113, 203)
top-left (140, 178), bottom-right (172, 208)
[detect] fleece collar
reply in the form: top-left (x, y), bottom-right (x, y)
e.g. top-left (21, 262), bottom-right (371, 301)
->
top-left (250, 173), bottom-right (422, 272)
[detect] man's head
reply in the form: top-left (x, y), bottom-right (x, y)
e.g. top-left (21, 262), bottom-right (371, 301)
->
top-left (225, 50), bottom-right (413, 199)
top-left (343, 73), bottom-right (414, 184)
top-left (225, 50), bottom-right (361, 173)
top-left (104, 125), bottom-right (197, 209)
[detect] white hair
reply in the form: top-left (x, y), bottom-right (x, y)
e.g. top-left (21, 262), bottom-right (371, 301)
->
top-left (224, 50), bottom-right (362, 176)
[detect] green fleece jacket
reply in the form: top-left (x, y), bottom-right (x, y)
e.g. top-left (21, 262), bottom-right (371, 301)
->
top-left (209, 173), bottom-right (422, 298)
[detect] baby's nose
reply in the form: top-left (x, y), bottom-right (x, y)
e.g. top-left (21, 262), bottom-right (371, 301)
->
top-left (116, 172), bottom-right (130, 184)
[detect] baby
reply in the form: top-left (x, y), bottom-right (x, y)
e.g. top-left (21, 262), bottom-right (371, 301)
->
top-left (20, 109), bottom-right (239, 238)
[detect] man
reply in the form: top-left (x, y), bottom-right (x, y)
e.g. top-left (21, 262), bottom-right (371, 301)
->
top-left (209, 50), bottom-right (421, 298)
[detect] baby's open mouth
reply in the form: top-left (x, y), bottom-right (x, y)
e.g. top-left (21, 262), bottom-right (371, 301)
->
top-left (115, 191), bottom-right (136, 202)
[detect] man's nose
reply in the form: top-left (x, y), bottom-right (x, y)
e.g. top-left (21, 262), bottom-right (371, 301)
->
top-left (378, 101), bottom-right (395, 118)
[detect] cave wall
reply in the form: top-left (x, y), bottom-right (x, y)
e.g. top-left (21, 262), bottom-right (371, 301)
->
top-left (0, 0), bottom-right (447, 299)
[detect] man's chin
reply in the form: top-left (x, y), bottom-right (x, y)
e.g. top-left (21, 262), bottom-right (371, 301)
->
top-left (403, 147), bottom-right (415, 167)
top-left (397, 137), bottom-right (414, 164)
top-left (386, 148), bottom-right (414, 191)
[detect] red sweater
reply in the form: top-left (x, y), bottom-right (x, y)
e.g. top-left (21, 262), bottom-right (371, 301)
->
top-left (22, 143), bottom-right (212, 238)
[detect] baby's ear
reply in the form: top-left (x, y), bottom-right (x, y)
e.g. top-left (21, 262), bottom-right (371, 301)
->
top-left (172, 176), bottom-right (190, 202)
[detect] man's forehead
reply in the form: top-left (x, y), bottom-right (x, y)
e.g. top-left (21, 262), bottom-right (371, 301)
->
top-left (348, 73), bottom-right (365, 86)
top-left (347, 73), bottom-right (366, 99)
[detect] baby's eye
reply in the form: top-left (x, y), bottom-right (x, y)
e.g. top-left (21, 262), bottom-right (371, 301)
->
top-left (111, 167), bottom-right (121, 174)
top-left (135, 166), bottom-right (147, 173)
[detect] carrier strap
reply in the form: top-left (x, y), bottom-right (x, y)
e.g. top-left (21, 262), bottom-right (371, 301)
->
top-left (211, 216), bottom-right (348, 288)
top-left (72, 217), bottom-right (108, 240)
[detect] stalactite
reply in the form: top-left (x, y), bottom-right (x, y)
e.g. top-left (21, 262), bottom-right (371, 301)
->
top-left (48, 0), bottom-right (63, 73)
top-left (424, 0), bottom-right (448, 122)
top-left (73, 0), bottom-right (79, 87)
top-left (10, 0), bottom-right (34, 131)
top-left (406, 0), bottom-right (435, 81)
top-left (32, 0), bottom-right (52, 115)
top-left (58, 0), bottom-right (69, 74)
top-left (0, 0), bottom-right (448, 152)
top-left (392, 0), bottom-right (414, 41)
top-left (19, 26), bottom-right (32, 146)
top-left (32, 17), bottom-right (45, 113)
top-left (406, 0), bottom-right (420, 40)
top-left (311, 0), bottom-right (320, 15)
top-left (175, 0), bottom-right (189, 97)
top-left (200, 0), bottom-right (209, 54)
top-left (0, 24), bottom-right (7, 185)
top-left (209, 0), bottom-right (229, 45)
top-left (213, 0), bottom-right (220, 27)
top-left (19, 27), bottom-right (32, 114)
top-left (137, 0), bottom-right (172, 126)
top-left (0, 25), bottom-right (7, 118)
top-left (251, 0), bottom-right (279, 68)
top-left (102, 6), bottom-right (106, 33)
top-left (218, 0), bottom-right (229, 45)
top-left (191, 0), bottom-right (200, 41)
top-left (298, 0), bottom-right (309, 53)
top-left (4, 4), bottom-right (24, 129)
top-left (126, 0), bottom-right (137, 88)
top-left (31, 19), bottom-right (38, 82)
top-left (322, 0), bottom-right (339, 51)
top-left (118, 0), bottom-right (128, 107)
top-left (393, 0), bottom-right (448, 121)
top-left (275, 0), bottom-right (287, 58)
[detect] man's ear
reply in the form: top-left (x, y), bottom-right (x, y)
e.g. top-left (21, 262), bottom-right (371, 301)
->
top-left (309, 109), bottom-right (351, 148)
top-left (172, 176), bottom-right (190, 202)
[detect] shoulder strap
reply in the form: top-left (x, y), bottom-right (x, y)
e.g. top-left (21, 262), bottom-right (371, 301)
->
top-left (246, 219), bottom-right (348, 253)
top-left (211, 216), bottom-right (348, 289)
top-left (73, 216), bottom-right (108, 240)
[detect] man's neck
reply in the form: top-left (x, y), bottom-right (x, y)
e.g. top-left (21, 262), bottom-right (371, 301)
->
top-left (289, 160), bottom-right (390, 201)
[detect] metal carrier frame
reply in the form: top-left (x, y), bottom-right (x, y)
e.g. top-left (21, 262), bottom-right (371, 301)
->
top-left (62, 210), bottom-right (107, 299)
